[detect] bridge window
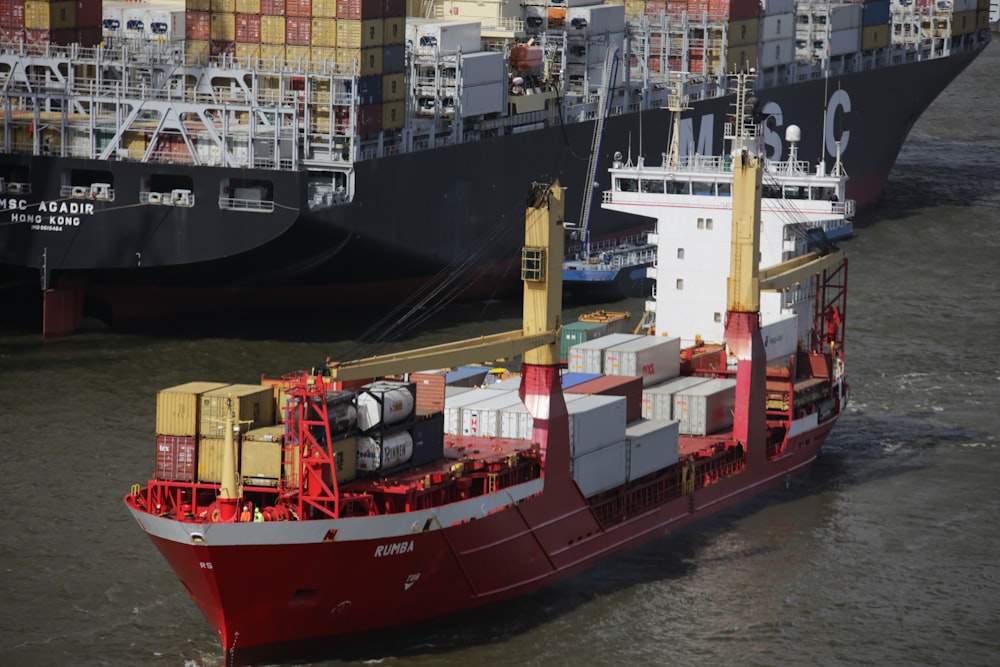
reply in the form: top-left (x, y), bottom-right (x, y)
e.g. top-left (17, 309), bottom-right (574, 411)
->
top-left (717, 181), bottom-right (731, 196)
top-left (616, 177), bottom-right (638, 192)
top-left (676, 279), bottom-right (684, 290)
top-left (677, 248), bottom-right (684, 259)
top-left (640, 179), bottom-right (664, 193)
top-left (692, 181), bottom-right (714, 195)
top-left (784, 185), bottom-right (808, 199)
top-left (666, 180), bottom-right (687, 194)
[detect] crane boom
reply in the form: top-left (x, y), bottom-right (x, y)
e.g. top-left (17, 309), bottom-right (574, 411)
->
top-left (575, 47), bottom-right (620, 259)
top-left (325, 182), bottom-right (566, 381)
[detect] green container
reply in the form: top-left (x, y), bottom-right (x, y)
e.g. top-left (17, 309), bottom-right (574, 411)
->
top-left (560, 321), bottom-right (611, 361)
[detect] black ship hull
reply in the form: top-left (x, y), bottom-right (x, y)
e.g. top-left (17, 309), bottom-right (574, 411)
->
top-left (0, 41), bottom-right (986, 332)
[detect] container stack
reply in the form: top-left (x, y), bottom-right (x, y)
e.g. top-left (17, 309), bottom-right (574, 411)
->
top-left (0, 0), bottom-right (102, 48)
top-left (726, 0), bottom-right (760, 72)
top-left (356, 380), bottom-right (445, 473)
top-left (761, 0), bottom-right (796, 68)
top-left (197, 383), bottom-right (277, 482)
top-left (860, 0), bottom-right (891, 51)
top-left (154, 382), bottom-right (230, 483)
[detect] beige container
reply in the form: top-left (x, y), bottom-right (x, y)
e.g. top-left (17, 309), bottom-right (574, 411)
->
top-left (313, 0), bottom-right (338, 17)
top-left (280, 435), bottom-right (357, 487)
top-left (124, 131), bottom-right (147, 160)
top-left (382, 101), bottom-right (404, 130)
top-left (726, 44), bottom-right (758, 73)
top-left (861, 24), bottom-right (889, 51)
top-left (286, 45), bottom-right (311, 63)
top-left (358, 46), bottom-right (383, 77)
top-left (186, 0), bottom-right (211, 10)
top-left (261, 15), bottom-right (286, 44)
top-left (383, 17), bottom-right (404, 45)
top-left (235, 0), bottom-right (261, 12)
top-left (241, 426), bottom-right (284, 486)
top-left (312, 18), bottom-right (337, 47)
top-left (156, 381), bottom-right (230, 437)
top-left (211, 12), bottom-right (236, 41)
top-left (25, 1), bottom-right (76, 30)
top-left (197, 436), bottom-right (226, 483)
top-left (382, 72), bottom-right (405, 102)
top-left (337, 18), bottom-right (383, 49)
top-left (235, 42), bottom-right (260, 60)
top-left (185, 40), bottom-right (210, 61)
top-left (211, 0), bottom-right (236, 12)
top-left (728, 18), bottom-right (760, 47)
top-left (310, 46), bottom-right (338, 67)
top-left (259, 44), bottom-right (286, 62)
top-left (199, 384), bottom-right (276, 438)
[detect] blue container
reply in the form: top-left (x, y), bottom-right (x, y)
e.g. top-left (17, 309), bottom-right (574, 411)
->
top-left (862, 0), bottom-right (890, 27)
top-left (357, 76), bottom-right (383, 104)
top-left (561, 372), bottom-right (602, 389)
top-left (383, 44), bottom-right (405, 74)
top-left (445, 366), bottom-right (490, 387)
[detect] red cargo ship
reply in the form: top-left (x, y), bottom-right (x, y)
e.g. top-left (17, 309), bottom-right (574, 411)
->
top-left (124, 92), bottom-right (848, 664)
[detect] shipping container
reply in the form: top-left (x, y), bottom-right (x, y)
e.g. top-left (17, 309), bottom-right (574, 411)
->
top-left (566, 374), bottom-right (643, 423)
top-left (199, 384), bottom-right (276, 437)
top-left (186, 10), bottom-right (210, 40)
top-left (283, 433), bottom-right (356, 483)
top-left (235, 12), bottom-right (261, 42)
top-left (567, 332), bottom-right (642, 374)
top-left (728, 17), bottom-right (759, 47)
top-left (409, 371), bottom-right (446, 412)
top-left (443, 387), bottom-right (512, 434)
top-left (336, 17), bottom-right (382, 48)
top-left (759, 36), bottom-right (794, 67)
top-left (357, 380), bottom-right (415, 431)
top-left (413, 19), bottom-right (481, 55)
top-left (336, 0), bottom-right (382, 20)
top-left (460, 50), bottom-right (505, 86)
top-left (761, 0), bottom-right (794, 14)
top-left (285, 15), bottom-right (310, 45)
top-left (861, 0), bottom-right (890, 27)
top-left (498, 394), bottom-right (587, 440)
top-left (197, 435), bottom-right (226, 483)
top-left (409, 412), bottom-right (445, 467)
top-left (952, 10), bottom-right (978, 35)
top-left (560, 320), bottom-right (625, 361)
top-left (383, 0), bottom-right (404, 16)
top-left (461, 390), bottom-right (524, 437)
top-left (261, 14), bottom-right (284, 43)
top-left (382, 43), bottom-right (404, 73)
top-left (154, 435), bottom-right (196, 482)
top-left (673, 377), bottom-right (737, 436)
top-left (566, 3), bottom-right (625, 37)
top-left (313, 0), bottom-right (337, 17)
top-left (383, 15), bottom-right (402, 44)
top-left (729, 0), bottom-right (760, 21)
top-left (830, 3), bottom-right (862, 31)
top-left (185, 39), bottom-right (210, 60)
top-left (236, 0), bottom-right (261, 13)
top-left (626, 419), bottom-right (679, 481)
top-left (572, 439), bottom-right (628, 497)
top-left (444, 365), bottom-right (491, 387)
top-left (828, 27), bottom-right (860, 57)
top-left (567, 394), bottom-right (628, 456)
top-left (210, 11), bottom-right (235, 42)
top-left (311, 16), bottom-right (336, 46)
top-left (861, 23), bottom-right (889, 50)
top-left (358, 428), bottom-right (412, 471)
top-left (241, 437), bottom-right (282, 487)
top-left (357, 72), bottom-right (382, 102)
top-left (761, 12), bottom-right (794, 41)
top-left (382, 72), bottom-right (405, 101)
top-left (187, 0), bottom-right (211, 11)
top-left (211, 0), bottom-right (237, 12)
top-left (77, 0), bottom-right (102, 28)
top-left (560, 372), bottom-right (602, 389)
top-left (286, 0), bottom-right (311, 16)
top-left (726, 44), bottom-right (758, 73)
top-left (603, 334), bottom-right (680, 387)
top-left (156, 381), bottom-right (230, 437)
top-left (641, 375), bottom-right (710, 420)
top-left (260, 0), bottom-right (285, 15)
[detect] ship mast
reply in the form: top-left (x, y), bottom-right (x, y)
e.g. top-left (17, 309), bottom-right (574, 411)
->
top-left (724, 73), bottom-right (767, 468)
top-left (665, 80), bottom-right (690, 167)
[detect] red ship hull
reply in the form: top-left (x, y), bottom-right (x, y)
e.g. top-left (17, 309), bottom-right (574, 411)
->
top-left (130, 418), bottom-right (834, 665)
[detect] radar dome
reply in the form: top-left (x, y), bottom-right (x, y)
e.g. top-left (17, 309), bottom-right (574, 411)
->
top-left (785, 125), bottom-right (802, 143)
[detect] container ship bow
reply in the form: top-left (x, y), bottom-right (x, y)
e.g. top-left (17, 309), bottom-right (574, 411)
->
top-left (124, 77), bottom-right (850, 665)
top-left (0, 0), bottom-right (984, 337)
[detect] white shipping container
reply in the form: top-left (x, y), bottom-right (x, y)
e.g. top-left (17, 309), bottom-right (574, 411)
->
top-left (761, 0), bottom-right (795, 15)
top-left (567, 394), bottom-right (627, 456)
top-left (761, 313), bottom-right (798, 363)
top-left (761, 12), bottom-right (795, 41)
top-left (829, 27), bottom-right (861, 56)
top-left (414, 20), bottom-right (482, 55)
top-left (460, 82), bottom-right (505, 118)
top-left (626, 419), bottom-right (680, 481)
top-left (170, 10), bottom-right (185, 41)
top-left (443, 387), bottom-right (512, 434)
top-left (461, 391), bottom-right (524, 437)
top-left (572, 439), bottom-right (628, 497)
top-left (760, 37), bottom-right (796, 67)
top-left (641, 375), bottom-right (711, 420)
top-left (486, 375), bottom-right (522, 391)
top-left (499, 393), bottom-right (588, 440)
top-left (549, 0), bottom-right (603, 7)
top-left (603, 335), bottom-right (680, 387)
top-left (673, 378), bottom-right (737, 436)
top-left (567, 333), bottom-right (642, 374)
top-left (445, 385), bottom-right (474, 399)
top-left (460, 51), bottom-right (505, 86)
top-left (830, 3), bottom-right (863, 31)
top-left (566, 4), bottom-right (626, 36)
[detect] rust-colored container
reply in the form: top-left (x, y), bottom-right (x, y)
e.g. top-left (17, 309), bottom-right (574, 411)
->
top-left (285, 15), bottom-right (310, 45)
top-left (410, 372), bottom-right (446, 413)
top-left (155, 435), bottom-right (197, 482)
top-left (337, 0), bottom-right (382, 20)
top-left (286, 0), bottom-right (310, 17)
top-left (186, 10), bottom-right (210, 40)
top-left (566, 375), bottom-right (643, 423)
top-left (75, 0), bottom-right (100, 27)
top-left (0, 0), bottom-right (26, 29)
top-left (260, 0), bottom-right (285, 15)
top-left (382, 0), bottom-right (404, 17)
top-left (236, 12), bottom-right (261, 43)
top-left (357, 102), bottom-right (381, 135)
top-left (211, 39), bottom-right (237, 57)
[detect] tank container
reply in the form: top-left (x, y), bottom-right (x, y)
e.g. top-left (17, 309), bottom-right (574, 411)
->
top-left (358, 429), bottom-right (413, 472)
top-left (357, 380), bottom-right (416, 431)
top-left (673, 378), bottom-right (737, 436)
top-left (571, 439), bottom-right (628, 497)
top-left (626, 419), bottom-right (679, 480)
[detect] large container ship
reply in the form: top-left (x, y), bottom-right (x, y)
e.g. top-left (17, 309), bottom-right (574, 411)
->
top-left (0, 0), bottom-right (987, 336)
top-left (124, 81), bottom-right (852, 665)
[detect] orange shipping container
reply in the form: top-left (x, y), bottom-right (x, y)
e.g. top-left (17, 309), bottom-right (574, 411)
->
top-left (286, 0), bottom-right (311, 16)
top-left (311, 18), bottom-right (337, 47)
top-left (260, 0), bottom-right (285, 16)
top-left (235, 13), bottom-right (261, 43)
top-left (286, 15), bottom-right (310, 45)
top-left (186, 10), bottom-right (211, 41)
